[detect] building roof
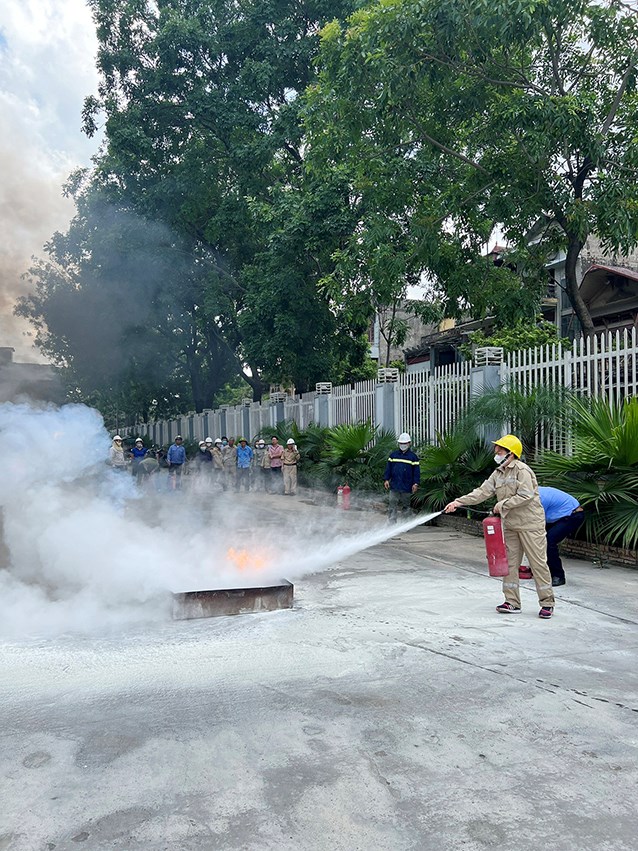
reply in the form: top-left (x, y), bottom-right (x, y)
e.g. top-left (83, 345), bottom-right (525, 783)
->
top-left (579, 264), bottom-right (638, 305)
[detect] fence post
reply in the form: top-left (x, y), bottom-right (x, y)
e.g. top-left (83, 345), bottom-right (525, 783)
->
top-left (241, 399), bottom-right (252, 439)
top-left (270, 392), bottom-right (286, 429)
top-left (314, 383), bottom-right (333, 427)
top-left (471, 347), bottom-right (505, 443)
top-left (375, 368), bottom-right (400, 435)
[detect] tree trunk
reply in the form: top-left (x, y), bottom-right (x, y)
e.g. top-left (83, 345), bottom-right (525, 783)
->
top-left (240, 368), bottom-right (268, 402)
top-left (564, 233), bottom-right (595, 337)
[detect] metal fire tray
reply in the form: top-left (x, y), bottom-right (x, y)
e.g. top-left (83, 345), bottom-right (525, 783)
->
top-left (172, 580), bottom-right (293, 620)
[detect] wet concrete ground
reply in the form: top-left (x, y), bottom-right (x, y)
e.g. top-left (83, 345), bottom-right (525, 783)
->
top-left (2, 493), bottom-right (638, 850)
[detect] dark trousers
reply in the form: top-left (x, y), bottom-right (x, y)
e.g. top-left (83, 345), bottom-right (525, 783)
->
top-left (388, 490), bottom-right (411, 523)
top-left (546, 512), bottom-right (585, 581)
top-left (269, 467), bottom-right (283, 494)
top-left (237, 467), bottom-right (250, 491)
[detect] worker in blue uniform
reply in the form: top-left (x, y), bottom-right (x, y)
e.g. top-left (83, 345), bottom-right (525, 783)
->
top-left (384, 432), bottom-right (420, 524)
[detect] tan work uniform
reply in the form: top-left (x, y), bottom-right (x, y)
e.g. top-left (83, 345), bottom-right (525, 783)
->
top-left (457, 459), bottom-right (555, 609)
top-left (210, 446), bottom-right (224, 489)
top-left (282, 446), bottom-right (301, 495)
top-left (222, 444), bottom-right (238, 490)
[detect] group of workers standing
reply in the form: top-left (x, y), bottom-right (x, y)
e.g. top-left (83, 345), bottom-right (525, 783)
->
top-left (383, 431), bottom-right (585, 621)
top-left (190, 435), bottom-right (301, 495)
top-left (108, 433), bottom-right (301, 495)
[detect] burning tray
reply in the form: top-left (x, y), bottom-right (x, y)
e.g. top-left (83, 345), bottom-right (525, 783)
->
top-left (172, 580), bottom-right (294, 620)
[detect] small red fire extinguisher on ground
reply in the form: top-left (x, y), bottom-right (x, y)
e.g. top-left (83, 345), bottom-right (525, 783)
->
top-left (342, 483), bottom-right (351, 510)
top-left (482, 516), bottom-right (510, 577)
top-left (337, 484), bottom-right (351, 510)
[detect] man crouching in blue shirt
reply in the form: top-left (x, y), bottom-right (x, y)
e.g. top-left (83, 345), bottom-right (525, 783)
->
top-left (538, 486), bottom-right (584, 587)
top-left (384, 433), bottom-right (420, 524)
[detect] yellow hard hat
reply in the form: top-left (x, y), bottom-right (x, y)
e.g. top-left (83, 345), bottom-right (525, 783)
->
top-left (493, 434), bottom-right (523, 458)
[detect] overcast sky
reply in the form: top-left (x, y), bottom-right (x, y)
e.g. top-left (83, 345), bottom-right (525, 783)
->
top-left (0, 0), bottom-right (100, 362)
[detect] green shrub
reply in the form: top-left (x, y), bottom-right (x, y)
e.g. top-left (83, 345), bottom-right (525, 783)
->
top-left (413, 430), bottom-right (494, 511)
top-left (309, 421), bottom-right (397, 492)
top-left (461, 383), bottom-right (572, 463)
top-left (536, 396), bottom-right (638, 550)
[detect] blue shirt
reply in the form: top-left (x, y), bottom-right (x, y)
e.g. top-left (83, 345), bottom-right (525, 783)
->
top-left (538, 486), bottom-right (580, 523)
top-left (167, 443), bottom-right (186, 465)
top-left (237, 444), bottom-right (254, 468)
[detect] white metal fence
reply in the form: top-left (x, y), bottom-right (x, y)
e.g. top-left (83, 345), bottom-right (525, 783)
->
top-left (507, 327), bottom-right (638, 402)
top-left (124, 328), bottom-right (638, 446)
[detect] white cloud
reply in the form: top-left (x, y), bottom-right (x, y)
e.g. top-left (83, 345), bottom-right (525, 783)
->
top-left (0, 0), bottom-right (100, 362)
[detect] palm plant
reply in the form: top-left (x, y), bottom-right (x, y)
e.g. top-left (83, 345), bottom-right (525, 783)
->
top-left (413, 429), bottom-right (494, 511)
top-left (462, 383), bottom-right (572, 462)
top-left (312, 421), bottom-right (397, 491)
top-left (536, 396), bottom-right (638, 550)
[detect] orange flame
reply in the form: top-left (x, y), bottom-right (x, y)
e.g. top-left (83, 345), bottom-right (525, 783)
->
top-left (226, 547), bottom-right (269, 572)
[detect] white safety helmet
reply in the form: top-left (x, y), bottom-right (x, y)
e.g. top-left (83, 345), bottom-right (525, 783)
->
top-left (113, 435), bottom-right (122, 442)
top-left (204, 437), bottom-right (213, 444)
top-left (214, 438), bottom-right (222, 445)
top-left (287, 438), bottom-right (295, 445)
top-left (135, 438), bottom-right (143, 444)
top-left (398, 432), bottom-right (411, 445)
top-left (199, 440), bottom-right (206, 447)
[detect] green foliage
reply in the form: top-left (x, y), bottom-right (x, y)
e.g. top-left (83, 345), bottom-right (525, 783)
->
top-left (413, 430), bottom-right (494, 512)
top-left (536, 397), bottom-right (638, 550)
top-left (459, 320), bottom-right (570, 359)
top-left (462, 383), bottom-right (573, 463)
top-left (307, 421), bottom-right (397, 491)
top-left (306, 0), bottom-right (638, 335)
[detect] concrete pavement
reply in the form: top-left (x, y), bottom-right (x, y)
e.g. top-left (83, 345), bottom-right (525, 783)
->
top-left (1, 494), bottom-right (637, 850)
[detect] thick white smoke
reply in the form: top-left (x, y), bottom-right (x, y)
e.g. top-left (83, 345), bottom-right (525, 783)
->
top-left (0, 402), bottom-right (243, 635)
top-left (0, 402), bottom-right (435, 638)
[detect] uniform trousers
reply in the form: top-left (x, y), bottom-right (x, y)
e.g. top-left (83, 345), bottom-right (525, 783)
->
top-left (283, 464), bottom-right (298, 495)
top-left (503, 527), bottom-right (555, 609)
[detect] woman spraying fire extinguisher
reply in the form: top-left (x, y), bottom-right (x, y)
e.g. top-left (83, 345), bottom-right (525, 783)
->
top-left (444, 434), bottom-right (555, 620)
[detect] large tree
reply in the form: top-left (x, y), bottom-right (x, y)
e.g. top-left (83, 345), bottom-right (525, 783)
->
top-left (80, 0), bottom-right (364, 395)
top-left (305, 0), bottom-right (638, 334)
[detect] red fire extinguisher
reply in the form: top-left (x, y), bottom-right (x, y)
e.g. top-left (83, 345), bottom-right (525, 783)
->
top-left (342, 483), bottom-right (351, 510)
top-left (337, 484), bottom-right (351, 510)
top-left (482, 516), bottom-right (510, 577)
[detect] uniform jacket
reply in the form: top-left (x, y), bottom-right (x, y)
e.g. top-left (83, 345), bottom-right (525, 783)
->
top-left (195, 448), bottom-right (212, 467)
top-left (109, 446), bottom-right (127, 467)
top-left (167, 443), bottom-right (186, 465)
top-left (210, 447), bottom-right (224, 470)
top-left (254, 446), bottom-right (268, 468)
top-left (282, 447), bottom-right (301, 466)
top-left (457, 458), bottom-right (545, 530)
top-left (384, 449), bottom-right (420, 493)
top-left (222, 444), bottom-right (237, 470)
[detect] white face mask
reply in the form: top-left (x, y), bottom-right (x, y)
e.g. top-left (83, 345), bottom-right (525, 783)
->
top-left (494, 454), bottom-right (508, 465)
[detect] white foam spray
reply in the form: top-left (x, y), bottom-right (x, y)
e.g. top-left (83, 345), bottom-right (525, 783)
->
top-left (279, 511), bottom-right (441, 576)
top-left (0, 401), bottom-right (440, 637)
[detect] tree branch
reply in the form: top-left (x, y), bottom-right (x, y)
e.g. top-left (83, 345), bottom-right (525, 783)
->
top-left (600, 53), bottom-right (638, 137)
top-left (412, 121), bottom-right (488, 174)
